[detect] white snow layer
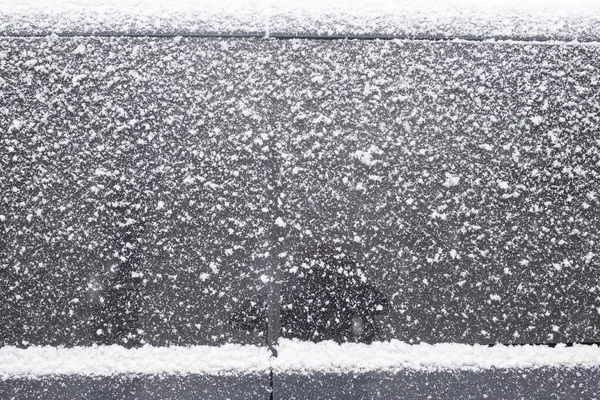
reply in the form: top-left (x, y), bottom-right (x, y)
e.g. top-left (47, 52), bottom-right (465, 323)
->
top-left (273, 340), bottom-right (600, 373)
top-left (0, 344), bottom-right (271, 378)
top-left (1, 0), bottom-right (600, 40)
top-left (3, 340), bottom-right (600, 378)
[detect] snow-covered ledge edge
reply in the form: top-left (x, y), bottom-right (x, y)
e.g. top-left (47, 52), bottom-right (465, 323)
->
top-left (273, 339), bottom-right (600, 373)
top-left (1, 0), bottom-right (600, 41)
top-left (0, 344), bottom-right (271, 379)
top-left (2, 339), bottom-right (600, 379)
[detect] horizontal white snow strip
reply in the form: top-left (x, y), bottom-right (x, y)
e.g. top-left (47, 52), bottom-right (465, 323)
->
top-left (273, 339), bottom-right (600, 373)
top-left (269, 0), bottom-right (600, 40)
top-left (0, 0), bottom-right (600, 40)
top-left (3, 340), bottom-right (600, 378)
top-left (0, 0), bottom-right (267, 35)
top-left (0, 344), bottom-right (270, 379)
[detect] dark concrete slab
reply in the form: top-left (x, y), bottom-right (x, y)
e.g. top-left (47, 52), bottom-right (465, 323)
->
top-left (275, 368), bottom-right (600, 400)
top-left (1, 37), bottom-right (599, 347)
top-left (0, 374), bottom-right (269, 400)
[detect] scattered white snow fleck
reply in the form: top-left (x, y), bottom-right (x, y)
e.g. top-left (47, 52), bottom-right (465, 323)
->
top-left (352, 145), bottom-right (382, 167)
top-left (547, 129), bottom-right (560, 143)
top-left (198, 273), bottom-right (210, 281)
top-left (72, 44), bottom-right (87, 54)
top-left (489, 294), bottom-right (501, 302)
top-left (9, 119), bottom-right (24, 131)
top-left (530, 115), bottom-right (544, 126)
top-left (94, 167), bottom-right (109, 176)
top-left (443, 173), bottom-right (460, 187)
top-left (275, 217), bottom-right (287, 228)
top-left (497, 180), bottom-right (510, 190)
top-left (209, 262), bottom-right (219, 274)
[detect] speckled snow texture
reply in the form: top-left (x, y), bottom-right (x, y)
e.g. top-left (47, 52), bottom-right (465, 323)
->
top-left (1, 37), bottom-right (600, 347)
top-left (0, 344), bottom-right (270, 378)
top-left (1, 0), bottom-right (600, 40)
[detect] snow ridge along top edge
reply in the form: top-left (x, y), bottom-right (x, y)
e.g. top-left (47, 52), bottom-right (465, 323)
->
top-left (1, 0), bottom-right (600, 41)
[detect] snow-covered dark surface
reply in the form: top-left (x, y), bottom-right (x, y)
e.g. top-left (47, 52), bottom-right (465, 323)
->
top-left (273, 39), bottom-right (600, 345)
top-left (1, 1), bottom-right (600, 40)
top-left (276, 368), bottom-right (600, 400)
top-left (0, 37), bottom-right (277, 347)
top-left (1, 375), bottom-right (269, 400)
top-left (3, 368), bottom-right (600, 400)
top-left (1, 37), bottom-right (600, 348)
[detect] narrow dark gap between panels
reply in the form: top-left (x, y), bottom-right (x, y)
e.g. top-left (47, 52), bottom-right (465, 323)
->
top-left (269, 368), bottom-right (275, 400)
top-left (489, 342), bottom-right (600, 348)
top-left (0, 32), bottom-right (594, 42)
top-left (265, 305), bottom-right (277, 400)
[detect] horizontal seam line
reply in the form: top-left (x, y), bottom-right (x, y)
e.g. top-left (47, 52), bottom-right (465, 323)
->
top-left (0, 32), bottom-right (599, 44)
